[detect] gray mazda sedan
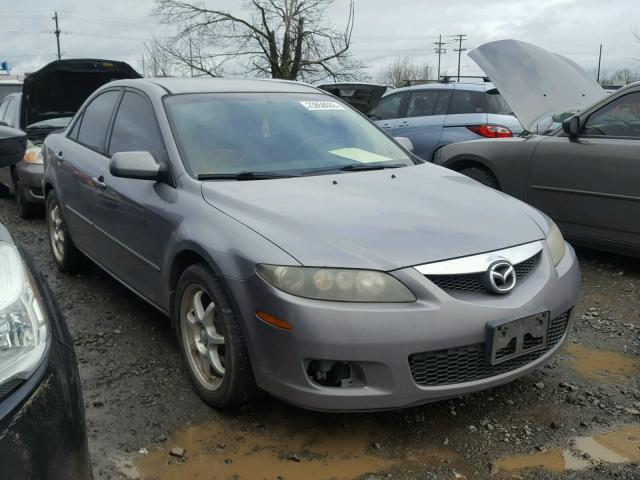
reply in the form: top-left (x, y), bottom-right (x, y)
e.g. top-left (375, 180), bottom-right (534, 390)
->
top-left (42, 78), bottom-right (580, 411)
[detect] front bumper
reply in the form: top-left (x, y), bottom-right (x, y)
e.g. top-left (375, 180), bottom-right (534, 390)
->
top-left (228, 243), bottom-right (580, 411)
top-left (0, 254), bottom-right (92, 479)
top-left (15, 160), bottom-right (45, 203)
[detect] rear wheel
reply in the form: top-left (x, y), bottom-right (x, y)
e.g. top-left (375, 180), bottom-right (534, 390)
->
top-left (0, 181), bottom-right (10, 198)
top-left (459, 166), bottom-right (499, 189)
top-left (46, 190), bottom-right (84, 273)
top-left (175, 264), bottom-right (259, 408)
top-left (14, 175), bottom-right (40, 219)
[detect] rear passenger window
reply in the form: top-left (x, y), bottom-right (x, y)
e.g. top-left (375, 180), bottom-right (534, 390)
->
top-left (369, 93), bottom-right (406, 120)
top-left (406, 92), bottom-right (439, 117)
top-left (108, 91), bottom-right (167, 162)
top-left (76, 90), bottom-right (120, 153)
top-left (448, 90), bottom-right (486, 114)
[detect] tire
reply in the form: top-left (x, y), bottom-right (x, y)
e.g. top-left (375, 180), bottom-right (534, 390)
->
top-left (46, 190), bottom-right (85, 273)
top-left (175, 264), bottom-right (259, 408)
top-left (459, 166), bottom-right (499, 189)
top-left (14, 175), bottom-right (41, 219)
top-left (0, 181), bottom-right (10, 198)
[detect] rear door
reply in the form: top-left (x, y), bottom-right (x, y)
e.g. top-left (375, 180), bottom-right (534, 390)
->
top-left (528, 90), bottom-right (640, 249)
top-left (93, 89), bottom-right (171, 306)
top-left (0, 97), bottom-right (15, 187)
top-left (56, 89), bottom-right (121, 249)
top-left (393, 89), bottom-right (450, 160)
top-left (369, 92), bottom-right (408, 133)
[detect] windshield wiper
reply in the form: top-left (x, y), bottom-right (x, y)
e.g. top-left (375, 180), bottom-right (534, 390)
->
top-left (197, 171), bottom-right (298, 181)
top-left (338, 163), bottom-right (407, 172)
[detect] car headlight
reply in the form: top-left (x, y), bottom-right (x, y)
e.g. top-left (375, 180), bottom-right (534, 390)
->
top-left (23, 146), bottom-right (43, 165)
top-left (0, 242), bottom-right (49, 388)
top-left (546, 222), bottom-right (566, 266)
top-left (257, 265), bottom-right (416, 302)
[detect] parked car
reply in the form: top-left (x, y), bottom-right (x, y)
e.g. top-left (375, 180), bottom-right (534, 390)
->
top-left (0, 125), bottom-right (92, 479)
top-left (42, 77), bottom-right (579, 411)
top-left (435, 40), bottom-right (639, 257)
top-left (368, 81), bottom-right (523, 161)
top-left (0, 59), bottom-right (141, 218)
top-left (0, 79), bottom-right (22, 101)
top-left (317, 82), bottom-right (392, 114)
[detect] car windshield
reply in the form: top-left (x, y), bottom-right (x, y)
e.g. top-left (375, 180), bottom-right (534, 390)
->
top-left (0, 84), bottom-right (22, 101)
top-left (164, 92), bottom-right (414, 178)
top-left (26, 116), bottom-right (73, 130)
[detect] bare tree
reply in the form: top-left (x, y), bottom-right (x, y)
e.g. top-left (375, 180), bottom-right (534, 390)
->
top-left (153, 0), bottom-right (362, 81)
top-left (139, 41), bottom-right (173, 77)
top-left (377, 56), bottom-right (433, 87)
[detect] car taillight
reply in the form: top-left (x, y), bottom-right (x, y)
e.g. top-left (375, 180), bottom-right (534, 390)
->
top-left (466, 125), bottom-right (513, 138)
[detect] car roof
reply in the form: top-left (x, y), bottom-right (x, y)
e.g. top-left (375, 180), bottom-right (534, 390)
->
top-left (387, 82), bottom-right (495, 95)
top-left (121, 77), bottom-right (323, 95)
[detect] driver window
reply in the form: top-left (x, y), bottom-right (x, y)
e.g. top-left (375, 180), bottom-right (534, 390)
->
top-left (583, 92), bottom-right (640, 138)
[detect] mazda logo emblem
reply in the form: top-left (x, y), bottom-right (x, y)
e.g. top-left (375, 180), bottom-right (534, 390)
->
top-left (484, 261), bottom-right (517, 294)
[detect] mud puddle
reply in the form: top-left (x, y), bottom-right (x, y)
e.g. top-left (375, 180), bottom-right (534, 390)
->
top-left (129, 418), bottom-right (468, 480)
top-left (565, 344), bottom-right (640, 383)
top-left (493, 424), bottom-right (640, 474)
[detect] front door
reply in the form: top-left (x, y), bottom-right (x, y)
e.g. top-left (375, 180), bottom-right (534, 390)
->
top-left (370, 92), bottom-right (408, 133)
top-left (528, 91), bottom-right (640, 249)
top-left (92, 89), bottom-right (171, 307)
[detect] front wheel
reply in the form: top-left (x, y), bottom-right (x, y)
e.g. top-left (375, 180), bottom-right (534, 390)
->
top-left (46, 191), bottom-right (84, 273)
top-left (175, 264), bottom-right (259, 408)
top-left (14, 176), bottom-right (41, 219)
top-left (459, 166), bottom-right (499, 189)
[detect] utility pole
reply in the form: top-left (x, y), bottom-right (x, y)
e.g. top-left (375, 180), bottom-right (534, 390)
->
top-left (452, 34), bottom-right (467, 82)
top-left (596, 44), bottom-right (603, 84)
top-left (433, 34), bottom-right (447, 81)
top-left (53, 11), bottom-right (61, 60)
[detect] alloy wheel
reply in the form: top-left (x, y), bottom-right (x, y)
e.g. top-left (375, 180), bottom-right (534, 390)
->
top-left (48, 203), bottom-right (65, 262)
top-left (180, 285), bottom-right (226, 391)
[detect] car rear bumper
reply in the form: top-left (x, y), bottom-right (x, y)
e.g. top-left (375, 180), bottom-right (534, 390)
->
top-left (228, 243), bottom-right (580, 411)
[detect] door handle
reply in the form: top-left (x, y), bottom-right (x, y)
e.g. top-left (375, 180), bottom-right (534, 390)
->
top-left (398, 121), bottom-right (409, 127)
top-left (56, 151), bottom-right (63, 162)
top-left (91, 176), bottom-right (107, 189)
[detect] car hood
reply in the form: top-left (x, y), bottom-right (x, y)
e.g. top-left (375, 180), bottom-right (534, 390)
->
top-left (21, 59), bottom-right (141, 129)
top-left (469, 39), bottom-right (605, 132)
top-left (201, 164), bottom-right (546, 270)
top-left (317, 83), bottom-right (390, 114)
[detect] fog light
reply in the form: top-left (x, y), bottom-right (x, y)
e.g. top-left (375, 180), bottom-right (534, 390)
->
top-left (306, 360), bottom-right (364, 387)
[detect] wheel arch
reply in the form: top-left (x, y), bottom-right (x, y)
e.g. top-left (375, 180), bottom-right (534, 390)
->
top-left (445, 156), bottom-right (501, 190)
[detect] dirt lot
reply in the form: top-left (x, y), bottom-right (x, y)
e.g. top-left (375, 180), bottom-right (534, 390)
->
top-left (1, 196), bottom-right (639, 480)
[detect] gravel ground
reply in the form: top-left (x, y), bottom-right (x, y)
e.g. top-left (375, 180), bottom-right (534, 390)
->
top-left (1, 195), bottom-right (639, 480)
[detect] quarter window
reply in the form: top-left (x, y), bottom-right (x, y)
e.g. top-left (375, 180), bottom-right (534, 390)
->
top-left (369, 93), bottom-right (406, 120)
top-left (0, 98), bottom-right (12, 123)
top-left (108, 91), bottom-right (167, 162)
top-left (76, 90), bottom-right (120, 152)
top-left (583, 92), bottom-right (640, 138)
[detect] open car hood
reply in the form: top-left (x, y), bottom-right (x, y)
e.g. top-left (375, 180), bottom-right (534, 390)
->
top-left (317, 83), bottom-right (391, 114)
top-left (469, 40), bottom-right (605, 132)
top-left (21, 59), bottom-right (141, 129)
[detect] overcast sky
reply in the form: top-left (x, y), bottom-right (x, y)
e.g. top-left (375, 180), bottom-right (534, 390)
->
top-left (1, 0), bottom-right (639, 80)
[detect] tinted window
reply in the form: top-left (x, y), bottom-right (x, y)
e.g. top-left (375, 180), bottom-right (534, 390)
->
top-left (485, 92), bottom-right (513, 115)
top-left (583, 92), bottom-right (640, 138)
top-left (369, 93), bottom-right (406, 120)
top-left (76, 90), bottom-right (120, 152)
top-left (406, 91), bottom-right (450, 117)
top-left (165, 93), bottom-right (413, 177)
top-left (448, 89), bottom-right (486, 114)
top-left (109, 91), bottom-right (167, 162)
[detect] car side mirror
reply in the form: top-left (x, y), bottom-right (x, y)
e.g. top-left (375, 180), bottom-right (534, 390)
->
top-left (110, 151), bottom-right (161, 181)
top-left (562, 115), bottom-right (580, 138)
top-left (0, 125), bottom-right (27, 168)
top-left (394, 136), bottom-right (414, 152)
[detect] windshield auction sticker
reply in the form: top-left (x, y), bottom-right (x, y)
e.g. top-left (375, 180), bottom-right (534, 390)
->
top-left (300, 101), bottom-right (344, 111)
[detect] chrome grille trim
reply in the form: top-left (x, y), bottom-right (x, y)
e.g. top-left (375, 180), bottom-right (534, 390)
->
top-left (414, 241), bottom-right (544, 276)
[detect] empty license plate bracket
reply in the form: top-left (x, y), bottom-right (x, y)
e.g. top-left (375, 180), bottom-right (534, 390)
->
top-left (486, 312), bottom-right (549, 365)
